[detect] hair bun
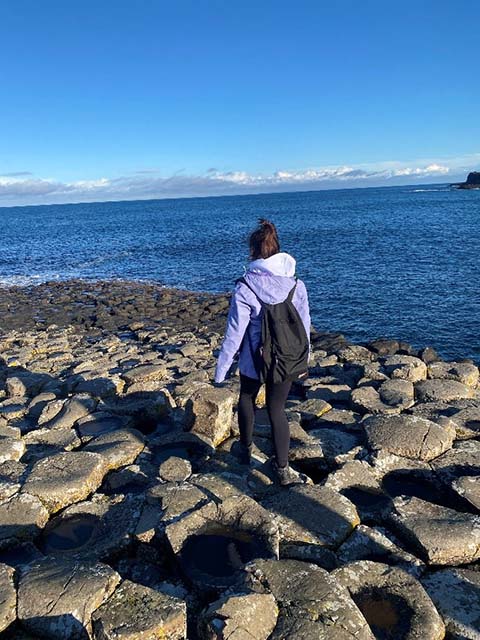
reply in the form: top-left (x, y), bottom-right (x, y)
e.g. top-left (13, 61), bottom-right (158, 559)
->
top-left (258, 218), bottom-right (274, 228)
top-left (250, 218), bottom-right (280, 259)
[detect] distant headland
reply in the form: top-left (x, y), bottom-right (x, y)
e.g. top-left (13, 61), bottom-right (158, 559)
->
top-left (451, 171), bottom-right (480, 189)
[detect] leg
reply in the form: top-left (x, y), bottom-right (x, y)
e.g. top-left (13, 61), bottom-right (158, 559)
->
top-left (238, 374), bottom-right (261, 448)
top-left (266, 378), bottom-right (292, 468)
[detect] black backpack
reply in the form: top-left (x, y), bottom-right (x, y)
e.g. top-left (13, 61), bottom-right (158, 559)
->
top-left (237, 277), bottom-right (309, 384)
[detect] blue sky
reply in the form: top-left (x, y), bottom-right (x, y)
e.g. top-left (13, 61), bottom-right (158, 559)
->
top-left (1, 0), bottom-right (479, 205)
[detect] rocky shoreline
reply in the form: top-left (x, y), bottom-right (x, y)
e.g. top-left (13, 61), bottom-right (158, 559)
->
top-left (0, 279), bottom-right (479, 639)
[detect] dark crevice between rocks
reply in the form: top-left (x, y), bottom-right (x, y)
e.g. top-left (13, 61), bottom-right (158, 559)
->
top-left (382, 468), bottom-right (479, 514)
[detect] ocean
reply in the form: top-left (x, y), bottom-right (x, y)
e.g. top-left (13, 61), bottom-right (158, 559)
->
top-left (1, 184), bottom-right (479, 361)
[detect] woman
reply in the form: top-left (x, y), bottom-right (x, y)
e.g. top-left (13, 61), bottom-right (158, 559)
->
top-left (215, 219), bottom-right (311, 485)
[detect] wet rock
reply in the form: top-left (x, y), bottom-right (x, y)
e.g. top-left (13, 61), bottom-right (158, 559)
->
top-left (0, 493), bottom-right (49, 548)
top-left (22, 451), bottom-right (106, 513)
top-left (333, 561), bottom-right (445, 639)
top-left (245, 558), bottom-right (374, 639)
top-left (382, 355), bottom-right (428, 382)
top-left (363, 414), bottom-right (454, 462)
top-left (368, 338), bottom-right (401, 356)
top-left (418, 346), bottom-right (440, 364)
top-left (185, 386), bottom-right (234, 446)
top-left (422, 568), bottom-right (480, 639)
top-left (198, 591), bottom-right (277, 640)
top-left (428, 361), bottom-right (479, 387)
top-left (159, 455), bottom-right (192, 482)
top-left (0, 562), bottom-right (16, 632)
top-left (390, 495), bottom-right (480, 565)
top-left (18, 559), bottom-right (120, 639)
top-left (415, 379), bottom-right (475, 403)
top-left (261, 484), bottom-right (359, 553)
top-left (336, 525), bottom-right (425, 576)
top-left (41, 495), bottom-right (143, 559)
top-left (92, 578), bottom-right (187, 640)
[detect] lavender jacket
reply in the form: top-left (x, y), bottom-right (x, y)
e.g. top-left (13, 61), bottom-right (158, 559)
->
top-left (215, 252), bottom-right (311, 383)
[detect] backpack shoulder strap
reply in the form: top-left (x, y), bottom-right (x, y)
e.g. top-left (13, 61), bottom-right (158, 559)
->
top-left (235, 277), bottom-right (264, 306)
top-left (286, 278), bottom-right (298, 302)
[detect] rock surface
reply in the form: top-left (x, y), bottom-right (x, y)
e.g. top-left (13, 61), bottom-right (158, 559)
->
top-left (261, 484), bottom-right (360, 551)
top-left (92, 578), bottom-right (187, 640)
top-left (186, 387), bottom-right (234, 446)
top-left (22, 451), bottom-right (106, 513)
top-left (0, 562), bottom-right (16, 632)
top-left (18, 559), bottom-right (120, 638)
top-left (390, 495), bottom-right (480, 565)
top-left (333, 561), bottom-right (445, 640)
top-left (0, 279), bottom-right (480, 638)
top-left (422, 568), bottom-right (480, 639)
top-left (245, 558), bottom-right (374, 639)
top-left (198, 591), bottom-right (277, 640)
top-left (363, 414), bottom-right (454, 461)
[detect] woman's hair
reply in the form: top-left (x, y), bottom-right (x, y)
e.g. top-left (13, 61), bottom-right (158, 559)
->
top-left (249, 218), bottom-right (280, 260)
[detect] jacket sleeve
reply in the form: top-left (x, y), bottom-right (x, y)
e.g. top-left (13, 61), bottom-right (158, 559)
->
top-left (215, 284), bottom-right (252, 383)
top-left (295, 279), bottom-right (311, 351)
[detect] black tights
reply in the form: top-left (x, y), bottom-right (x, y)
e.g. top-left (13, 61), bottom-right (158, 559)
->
top-left (238, 374), bottom-right (292, 468)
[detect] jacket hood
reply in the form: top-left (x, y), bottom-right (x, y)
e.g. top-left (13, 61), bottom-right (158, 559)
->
top-left (248, 252), bottom-right (296, 277)
top-left (243, 252), bottom-right (297, 304)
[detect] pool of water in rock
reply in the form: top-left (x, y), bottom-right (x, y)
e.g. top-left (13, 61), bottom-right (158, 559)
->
top-left (42, 513), bottom-right (99, 553)
top-left (353, 588), bottom-right (415, 640)
top-left (179, 526), bottom-right (268, 588)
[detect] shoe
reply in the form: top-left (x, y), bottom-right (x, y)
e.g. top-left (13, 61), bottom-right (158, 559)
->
top-left (237, 442), bottom-right (252, 466)
top-left (272, 460), bottom-right (308, 486)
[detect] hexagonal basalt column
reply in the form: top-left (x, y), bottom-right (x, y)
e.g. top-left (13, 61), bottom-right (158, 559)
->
top-left (166, 495), bottom-right (279, 591)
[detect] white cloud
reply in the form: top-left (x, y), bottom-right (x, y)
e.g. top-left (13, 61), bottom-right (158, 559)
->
top-left (0, 155), bottom-right (475, 206)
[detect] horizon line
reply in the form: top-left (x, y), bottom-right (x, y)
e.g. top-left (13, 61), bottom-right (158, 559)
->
top-left (0, 178), bottom-right (456, 211)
